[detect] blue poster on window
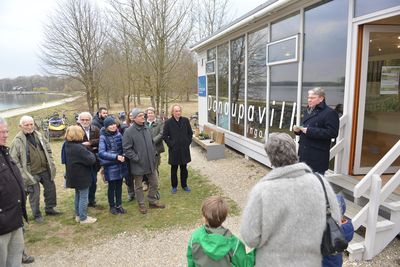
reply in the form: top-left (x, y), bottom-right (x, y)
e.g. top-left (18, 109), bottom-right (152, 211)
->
top-left (198, 76), bottom-right (206, 97)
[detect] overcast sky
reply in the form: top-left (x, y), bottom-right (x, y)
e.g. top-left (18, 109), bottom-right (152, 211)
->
top-left (0, 0), bottom-right (266, 79)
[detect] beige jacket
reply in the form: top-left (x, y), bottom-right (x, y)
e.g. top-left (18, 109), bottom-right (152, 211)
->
top-left (10, 130), bottom-right (56, 187)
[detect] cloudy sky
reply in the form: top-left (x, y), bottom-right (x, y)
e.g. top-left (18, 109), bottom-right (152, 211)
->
top-left (0, 0), bottom-right (266, 79)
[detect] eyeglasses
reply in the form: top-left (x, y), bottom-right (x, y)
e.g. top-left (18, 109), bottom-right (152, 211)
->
top-left (0, 130), bottom-right (9, 134)
top-left (80, 119), bottom-right (90, 121)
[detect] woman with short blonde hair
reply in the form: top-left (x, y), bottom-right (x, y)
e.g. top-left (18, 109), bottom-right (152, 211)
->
top-left (63, 125), bottom-right (97, 224)
top-left (65, 125), bottom-right (85, 142)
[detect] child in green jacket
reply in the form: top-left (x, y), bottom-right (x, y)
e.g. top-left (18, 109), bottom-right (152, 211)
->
top-left (187, 196), bottom-right (255, 267)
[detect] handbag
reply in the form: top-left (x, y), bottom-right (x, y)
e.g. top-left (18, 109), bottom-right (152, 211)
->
top-left (314, 173), bottom-right (348, 256)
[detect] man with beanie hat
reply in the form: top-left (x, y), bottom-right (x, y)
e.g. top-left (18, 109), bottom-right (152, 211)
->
top-left (123, 108), bottom-right (165, 214)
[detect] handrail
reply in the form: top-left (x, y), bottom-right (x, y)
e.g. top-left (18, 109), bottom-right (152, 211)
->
top-left (354, 139), bottom-right (400, 198)
top-left (329, 114), bottom-right (348, 162)
top-left (351, 139), bottom-right (400, 260)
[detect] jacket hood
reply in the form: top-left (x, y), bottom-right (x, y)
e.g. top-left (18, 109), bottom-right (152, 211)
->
top-left (196, 225), bottom-right (237, 261)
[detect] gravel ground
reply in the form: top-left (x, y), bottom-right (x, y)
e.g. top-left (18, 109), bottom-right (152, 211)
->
top-left (28, 146), bottom-right (400, 266)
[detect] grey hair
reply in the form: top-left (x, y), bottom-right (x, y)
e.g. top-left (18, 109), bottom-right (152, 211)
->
top-left (0, 117), bottom-right (7, 125)
top-left (146, 107), bottom-right (155, 113)
top-left (308, 87), bottom-right (325, 99)
top-left (78, 112), bottom-right (93, 122)
top-left (265, 132), bottom-right (298, 167)
top-left (19, 115), bottom-right (34, 125)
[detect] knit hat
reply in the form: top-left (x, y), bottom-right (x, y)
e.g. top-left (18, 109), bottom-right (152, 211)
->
top-left (131, 108), bottom-right (144, 119)
top-left (103, 116), bottom-right (116, 128)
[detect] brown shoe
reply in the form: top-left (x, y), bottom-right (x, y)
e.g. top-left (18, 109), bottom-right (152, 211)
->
top-left (138, 204), bottom-right (147, 214)
top-left (149, 202), bottom-right (166, 209)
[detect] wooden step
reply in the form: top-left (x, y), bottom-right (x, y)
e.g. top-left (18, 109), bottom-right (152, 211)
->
top-left (347, 233), bottom-right (364, 261)
top-left (326, 174), bottom-right (400, 211)
top-left (344, 199), bottom-right (395, 232)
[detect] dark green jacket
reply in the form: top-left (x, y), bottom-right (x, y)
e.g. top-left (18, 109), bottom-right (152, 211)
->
top-left (187, 225), bottom-right (255, 267)
top-left (146, 118), bottom-right (165, 154)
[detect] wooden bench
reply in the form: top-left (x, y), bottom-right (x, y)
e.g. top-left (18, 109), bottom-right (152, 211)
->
top-left (192, 125), bottom-right (225, 161)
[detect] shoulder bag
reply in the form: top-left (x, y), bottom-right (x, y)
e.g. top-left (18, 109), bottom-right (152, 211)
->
top-left (314, 173), bottom-right (348, 256)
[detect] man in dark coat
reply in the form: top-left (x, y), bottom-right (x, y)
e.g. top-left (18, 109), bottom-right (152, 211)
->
top-left (91, 107), bottom-right (108, 129)
top-left (78, 112), bottom-right (100, 207)
top-left (0, 117), bottom-right (28, 266)
top-left (294, 87), bottom-right (339, 174)
top-left (162, 104), bottom-right (193, 193)
top-left (122, 108), bottom-right (165, 214)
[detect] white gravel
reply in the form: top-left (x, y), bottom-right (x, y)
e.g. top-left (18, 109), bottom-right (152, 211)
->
top-left (28, 146), bottom-right (400, 266)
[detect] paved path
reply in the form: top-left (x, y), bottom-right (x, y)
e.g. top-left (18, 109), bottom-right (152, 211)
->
top-left (2, 95), bottom-right (81, 118)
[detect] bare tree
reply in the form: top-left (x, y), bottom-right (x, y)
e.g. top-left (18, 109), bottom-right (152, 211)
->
top-left (40, 0), bottom-right (108, 113)
top-left (110, 0), bottom-right (192, 113)
top-left (191, 0), bottom-right (231, 43)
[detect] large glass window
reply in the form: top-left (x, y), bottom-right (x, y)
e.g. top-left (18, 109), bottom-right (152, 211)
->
top-left (271, 12), bottom-right (300, 42)
top-left (269, 64), bottom-right (298, 137)
top-left (247, 27), bottom-right (268, 142)
top-left (217, 43), bottom-right (229, 129)
top-left (355, 0), bottom-right (399, 17)
top-left (207, 48), bottom-right (216, 124)
top-left (302, 0), bottom-right (348, 112)
top-left (230, 36), bottom-right (246, 136)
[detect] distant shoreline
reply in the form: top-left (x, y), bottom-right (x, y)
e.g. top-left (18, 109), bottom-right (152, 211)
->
top-left (1, 95), bottom-right (82, 118)
top-left (0, 91), bottom-right (70, 96)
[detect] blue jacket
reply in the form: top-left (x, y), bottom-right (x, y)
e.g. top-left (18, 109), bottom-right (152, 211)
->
top-left (98, 128), bottom-right (128, 181)
top-left (322, 219), bottom-right (354, 267)
top-left (296, 100), bottom-right (339, 173)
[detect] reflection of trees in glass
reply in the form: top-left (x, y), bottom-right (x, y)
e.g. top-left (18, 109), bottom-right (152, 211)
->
top-left (270, 64), bottom-right (298, 137)
top-left (247, 28), bottom-right (268, 142)
top-left (230, 36), bottom-right (245, 135)
top-left (217, 43), bottom-right (229, 129)
top-left (207, 47), bottom-right (217, 125)
top-left (207, 74), bottom-right (216, 124)
top-left (207, 48), bottom-right (216, 60)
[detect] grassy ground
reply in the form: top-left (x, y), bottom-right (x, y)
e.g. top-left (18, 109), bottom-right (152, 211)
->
top-left (5, 96), bottom-right (239, 255)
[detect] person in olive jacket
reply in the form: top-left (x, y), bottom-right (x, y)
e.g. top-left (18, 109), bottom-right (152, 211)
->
top-left (0, 117), bottom-right (28, 267)
top-left (162, 104), bottom-right (193, 194)
top-left (62, 126), bottom-right (97, 224)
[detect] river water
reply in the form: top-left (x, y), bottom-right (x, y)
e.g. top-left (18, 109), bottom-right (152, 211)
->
top-left (0, 93), bottom-right (65, 112)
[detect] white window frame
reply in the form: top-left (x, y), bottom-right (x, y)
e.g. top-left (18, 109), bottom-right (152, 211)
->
top-left (266, 35), bottom-right (299, 66)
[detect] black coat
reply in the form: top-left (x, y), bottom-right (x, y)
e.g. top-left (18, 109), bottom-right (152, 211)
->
top-left (163, 116), bottom-right (193, 165)
top-left (296, 101), bottom-right (339, 173)
top-left (64, 141), bottom-right (96, 189)
top-left (0, 146), bottom-right (27, 235)
top-left (91, 113), bottom-right (104, 130)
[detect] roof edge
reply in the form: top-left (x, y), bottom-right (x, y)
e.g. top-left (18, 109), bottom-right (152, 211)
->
top-left (190, 0), bottom-right (296, 52)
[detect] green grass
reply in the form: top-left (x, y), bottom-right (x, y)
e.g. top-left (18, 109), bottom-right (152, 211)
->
top-left (5, 97), bottom-right (239, 255)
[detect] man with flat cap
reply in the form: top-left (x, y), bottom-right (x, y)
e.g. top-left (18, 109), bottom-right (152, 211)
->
top-left (122, 108), bottom-right (165, 214)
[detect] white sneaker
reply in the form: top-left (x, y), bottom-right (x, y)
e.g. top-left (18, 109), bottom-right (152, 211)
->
top-left (80, 216), bottom-right (97, 224)
top-left (75, 216), bottom-right (80, 223)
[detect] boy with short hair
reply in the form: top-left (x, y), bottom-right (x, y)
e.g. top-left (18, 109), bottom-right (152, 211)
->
top-left (322, 194), bottom-right (354, 267)
top-left (187, 196), bottom-right (255, 267)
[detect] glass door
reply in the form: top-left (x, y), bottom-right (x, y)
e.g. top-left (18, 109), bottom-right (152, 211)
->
top-left (354, 25), bottom-right (400, 174)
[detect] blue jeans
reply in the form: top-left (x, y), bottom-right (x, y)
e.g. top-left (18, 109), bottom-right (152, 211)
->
top-left (108, 179), bottom-right (123, 208)
top-left (75, 187), bottom-right (89, 221)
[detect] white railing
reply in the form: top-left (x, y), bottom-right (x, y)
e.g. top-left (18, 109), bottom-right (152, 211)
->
top-left (329, 114), bottom-right (348, 173)
top-left (352, 139), bottom-right (400, 259)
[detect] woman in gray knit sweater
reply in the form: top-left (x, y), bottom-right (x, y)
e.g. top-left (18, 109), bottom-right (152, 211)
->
top-left (240, 133), bottom-right (341, 267)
